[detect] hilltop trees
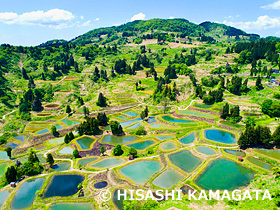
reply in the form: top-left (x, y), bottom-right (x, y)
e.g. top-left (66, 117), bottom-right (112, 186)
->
top-left (256, 75), bottom-right (263, 90)
top-left (153, 77), bottom-right (177, 103)
top-left (220, 103), bottom-right (241, 122)
top-left (96, 93), bottom-right (107, 107)
top-left (238, 125), bottom-right (272, 149)
top-left (113, 144), bottom-right (123, 156)
top-left (261, 99), bottom-right (280, 118)
top-left (66, 105), bottom-right (72, 114)
top-left (140, 106), bottom-right (149, 120)
top-left (46, 153), bottom-right (54, 167)
top-left (51, 125), bottom-right (57, 136)
top-left (5, 147), bottom-right (12, 159)
top-left (109, 121), bottom-right (123, 135)
top-left (77, 117), bottom-right (101, 135)
top-left (273, 125), bottom-right (280, 144)
top-left (100, 146), bottom-right (106, 156)
top-left (73, 149), bottom-right (80, 158)
top-left (5, 166), bottom-right (17, 183)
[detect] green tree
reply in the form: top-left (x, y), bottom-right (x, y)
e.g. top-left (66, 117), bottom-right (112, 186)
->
top-left (66, 105), bottom-right (72, 114)
top-left (46, 153), bottom-right (54, 167)
top-left (273, 125), bottom-right (280, 144)
top-left (100, 145), bottom-right (106, 156)
top-left (69, 131), bottom-right (75, 140)
top-left (220, 103), bottom-right (229, 119)
top-left (113, 144), bottom-right (123, 156)
top-left (96, 93), bottom-right (107, 107)
top-left (109, 121), bottom-right (123, 135)
top-left (5, 166), bottom-right (17, 183)
top-left (73, 149), bottom-right (79, 158)
top-left (245, 117), bottom-right (256, 128)
top-left (83, 106), bottom-right (89, 116)
top-left (50, 125), bottom-right (57, 136)
top-left (256, 75), bottom-right (263, 90)
top-left (5, 147), bottom-right (12, 159)
top-left (64, 133), bottom-right (70, 144)
top-left (135, 125), bottom-right (147, 135)
top-left (28, 149), bottom-right (39, 163)
top-left (129, 147), bottom-right (137, 157)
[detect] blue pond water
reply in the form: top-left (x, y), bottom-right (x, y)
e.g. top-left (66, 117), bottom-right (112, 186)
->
top-left (148, 117), bottom-right (156, 124)
top-left (43, 175), bottom-right (84, 198)
top-left (0, 151), bottom-right (8, 160)
top-left (204, 129), bottom-right (237, 144)
top-left (62, 119), bottom-right (80, 126)
top-left (36, 128), bottom-right (50, 135)
top-left (14, 135), bottom-right (25, 141)
top-left (6, 142), bottom-right (19, 149)
top-left (162, 115), bottom-right (195, 123)
top-left (124, 111), bottom-right (139, 117)
top-left (11, 178), bottom-right (45, 209)
top-left (120, 118), bottom-right (141, 127)
top-left (0, 190), bottom-right (10, 209)
top-left (94, 181), bottom-right (108, 189)
top-left (179, 132), bottom-right (195, 144)
top-left (126, 122), bottom-right (142, 129)
top-left (117, 116), bottom-right (128, 120)
top-left (55, 124), bottom-right (63, 130)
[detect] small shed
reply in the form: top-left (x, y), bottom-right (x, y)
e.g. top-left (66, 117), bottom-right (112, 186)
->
top-left (10, 182), bottom-right (16, 188)
top-left (128, 155), bottom-right (134, 160)
top-left (238, 156), bottom-right (243, 162)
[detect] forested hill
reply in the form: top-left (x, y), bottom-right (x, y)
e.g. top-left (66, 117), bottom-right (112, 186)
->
top-left (70, 18), bottom-right (260, 45)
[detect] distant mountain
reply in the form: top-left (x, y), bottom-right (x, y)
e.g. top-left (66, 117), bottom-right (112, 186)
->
top-left (67, 18), bottom-right (262, 45)
top-left (38, 39), bottom-right (68, 47)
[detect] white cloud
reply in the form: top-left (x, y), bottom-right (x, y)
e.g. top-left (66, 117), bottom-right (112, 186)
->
top-left (261, 1), bottom-right (280, 9)
top-left (81, 20), bottom-right (91, 27)
top-left (95, 18), bottom-right (100, 21)
top-left (130, 13), bottom-right (145, 21)
top-left (80, 16), bottom-right (84, 20)
top-left (0, 9), bottom-right (90, 29)
top-left (223, 15), bottom-right (280, 30)
top-left (169, 16), bottom-right (175, 19)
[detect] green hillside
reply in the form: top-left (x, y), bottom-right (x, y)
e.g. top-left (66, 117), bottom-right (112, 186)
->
top-left (70, 18), bottom-right (260, 45)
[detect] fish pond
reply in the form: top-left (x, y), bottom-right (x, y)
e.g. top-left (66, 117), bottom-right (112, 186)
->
top-left (0, 190), bottom-right (9, 209)
top-left (119, 160), bottom-right (162, 184)
top-left (94, 181), bottom-right (108, 189)
top-left (162, 115), bottom-right (195, 123)
top-left (59, 147), bottom-right (74, 154)
top-left (55, 124), bottom-right (63, 130)
top-left (152, 169), bottom-right (183, 189)
top-left (49, 137), bottom-right (64, 145)
top-left (62, 119), bottom-right (80, 126)
top-left (113, 189), bottom-right (125, 210)
top-left (101, 135), bottom-right (138, 144)
top-left (89, 157), bottom-right (124, 169)
top-left (155, 135), bottom-right (174, 140)
top-left (160, 141), bottom-right (177, 151)
top-left (0, 151), bottom-right (8, 160)
top-left (196, 146), bottom-right (216, 155)
top-left (5, 142), bottom-right (19, 149)
top-left (169, 150), bottom-right (202, 173)
top-left (204, 129), bottom-right (237, 144)
top-left (36, 128), bottom-right (50, 135)
top-left (14, 135), bottom-right (25, 141)
top-left (126, 140), bottom-right (155, 150)
top-left (195, 158), bottom-right (255, 190)
top-left (126, 122), bottom-right (142, 129)
top-left (179, 132), bottom-right (195, 144)
top-left (224, 149), bottom-right (246, 157)
top-left (120, 118), bottom-right (141, 127)
top-left (76, 136), bottom-right (95, 149)
top-left (43, 175), bottom-right (84, 198)
top-left (124, 111), bottom-right (139, 117)
top-left (247, 156), bottom-right (273, 171)
top-left (49, 203), bottom-right (94, 210)
top-left (52, 162), bottom-right (70, 171)
top-left (78, 158), bottom-right (98, 167)
top-left (11, 178), bottom-right (45, 209)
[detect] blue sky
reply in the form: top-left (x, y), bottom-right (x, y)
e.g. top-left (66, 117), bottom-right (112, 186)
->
top-left (1, 0), bottom-right (280, 46)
